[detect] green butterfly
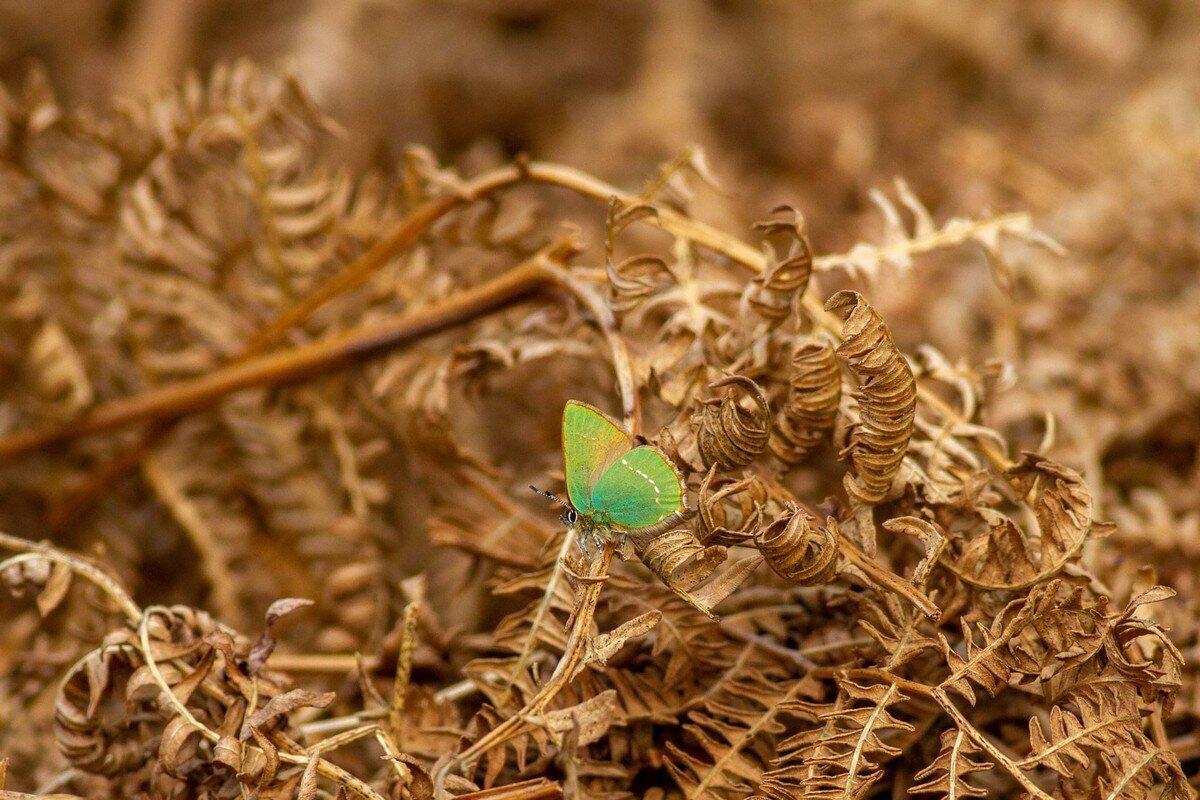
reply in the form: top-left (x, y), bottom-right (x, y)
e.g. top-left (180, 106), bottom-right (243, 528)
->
top-left (559, 400), bottom-right (687, 537)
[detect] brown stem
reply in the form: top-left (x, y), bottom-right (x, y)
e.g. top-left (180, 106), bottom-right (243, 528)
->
top-left (808, 666), bottom-right (935, 699)
top-left (0, 531), bottom-right (142, 622)
top-left (455, 778), bottom-right (562, 800)
top-left (46, 174), bottom-right (521, 524)
top-left (555, 270), bottom-right (640, 431)
top-left (931, 687), bottom-right (1054, 800)
top-left (246, 165), bottom-right (521, 354)
top-left (837, 530), bottom-right (942, 621)
top-left (388, 603), bottom-right (420, 746)
top-left (39, 156), bottom-right (775, 520)
top-left (0, 241), bottom-right (576, 464)
top-left (266, 653), bottom-right (380, 673)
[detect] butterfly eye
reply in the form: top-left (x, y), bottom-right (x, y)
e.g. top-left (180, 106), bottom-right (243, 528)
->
top-left (563, 508), bottom-right (579, 526)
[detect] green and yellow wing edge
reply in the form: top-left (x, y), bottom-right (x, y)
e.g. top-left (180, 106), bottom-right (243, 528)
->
top-left (562, 400), bottom-right (633, 517)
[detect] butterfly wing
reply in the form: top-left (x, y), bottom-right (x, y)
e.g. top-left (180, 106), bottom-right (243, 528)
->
top-left (590, 445), bottom-right (685, 529)
top-left (562, 401), bottom-right (633, 516)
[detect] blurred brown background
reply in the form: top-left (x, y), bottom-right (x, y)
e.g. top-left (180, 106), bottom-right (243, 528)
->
top-left (2, 2), bottom-right (1200, 792)
top-left (5, 1), bottom-right (1193, 230)
top-left (5, 0), bottom-right (1197, 490)
top-left (3, 0), bottom-right (1199, 609)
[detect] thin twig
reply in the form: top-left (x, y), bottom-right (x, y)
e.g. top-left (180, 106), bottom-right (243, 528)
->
top-left (931, 686), bottom-right (1054, 800)
top-left (268, 652), bottom-right (379, 673)
top-left (836, 532), bottom-right (942, 621)
top-left (0, 532), bottom-right (141, 622)
top-left (10, 159), bottom-right (1005, 477)
top-left (808, 667), bottom-right (935, 699)
top-left (388, 603), bottom-right (420, 745)
top-left (453, 777), bottom-right (563, 800)
top-left (0, 240), bottom-right (577, 463)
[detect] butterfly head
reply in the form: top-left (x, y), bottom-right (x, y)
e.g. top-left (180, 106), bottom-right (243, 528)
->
top-left (530, 484), bottom-right (587, 531)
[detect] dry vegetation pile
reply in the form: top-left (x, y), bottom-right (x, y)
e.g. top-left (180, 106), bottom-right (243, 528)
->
top-left (0, 3), bottom-right (1199, 799)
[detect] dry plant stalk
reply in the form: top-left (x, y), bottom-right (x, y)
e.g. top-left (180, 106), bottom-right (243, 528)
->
top-left (0, 62), bottom-right (1194, 800)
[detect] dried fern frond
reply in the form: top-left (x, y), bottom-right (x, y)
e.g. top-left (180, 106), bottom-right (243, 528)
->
top-left (946, 453), bottom-right (1100, 591)
top-left (1024, 682), bottom-right (1190, 800)
top-left (743, 204), bottom-right (813, 326)
top-left (813, 178), bottom-right (1065, 285)
top-left (628, 526), bottom-right (728, 593)
top-left (696, 470), bottom-right (767, 542)
top-left (665, 667), bottom-right (808, 800)
top-left (758, 678), bottom-right (914, 800)
top-left (770, 337), bottom-right (841, 465)
top-left (0, 49), bottom-right (1196, 800)
top-left (696, 375), bottom-right (771, 471)
top-left (908, 727), bottom-right (994, 798)
top-left (754, 504), bottom-right (838, 586)
top-left (826, 290), bottom-right (917, 504)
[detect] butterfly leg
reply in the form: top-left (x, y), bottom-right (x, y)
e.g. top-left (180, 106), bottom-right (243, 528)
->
top-left (615, 531), bottom-right (635, 561)
top-left (573, 527), bottom-right (595, 558)
top-left (589, 529), bottom-right (606, 552)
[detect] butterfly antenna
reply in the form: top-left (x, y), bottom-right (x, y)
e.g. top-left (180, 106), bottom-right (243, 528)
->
top-left (529, 484), bottom-right (570, 509)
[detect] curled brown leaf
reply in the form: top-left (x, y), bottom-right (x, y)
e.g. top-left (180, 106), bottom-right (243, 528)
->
top-left (755, 504), bottom-right (839, 586)
top-left (826, 290), bottom-right (917, 505)
top-left (696, 375), bottom-right (771, 471)
top-left (770, 337), bottom-right (841, 465)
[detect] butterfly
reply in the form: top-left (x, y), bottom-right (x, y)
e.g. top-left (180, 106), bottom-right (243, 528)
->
top-left (557, 400), bottom-right (687, 539)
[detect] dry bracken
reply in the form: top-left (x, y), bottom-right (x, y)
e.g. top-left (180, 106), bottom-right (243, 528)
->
top-left (0, 42), bottom-right (1195, 800)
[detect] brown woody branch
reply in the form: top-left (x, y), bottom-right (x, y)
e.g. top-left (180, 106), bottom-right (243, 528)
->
top-left (0, 240), bottom-right (577, 464)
